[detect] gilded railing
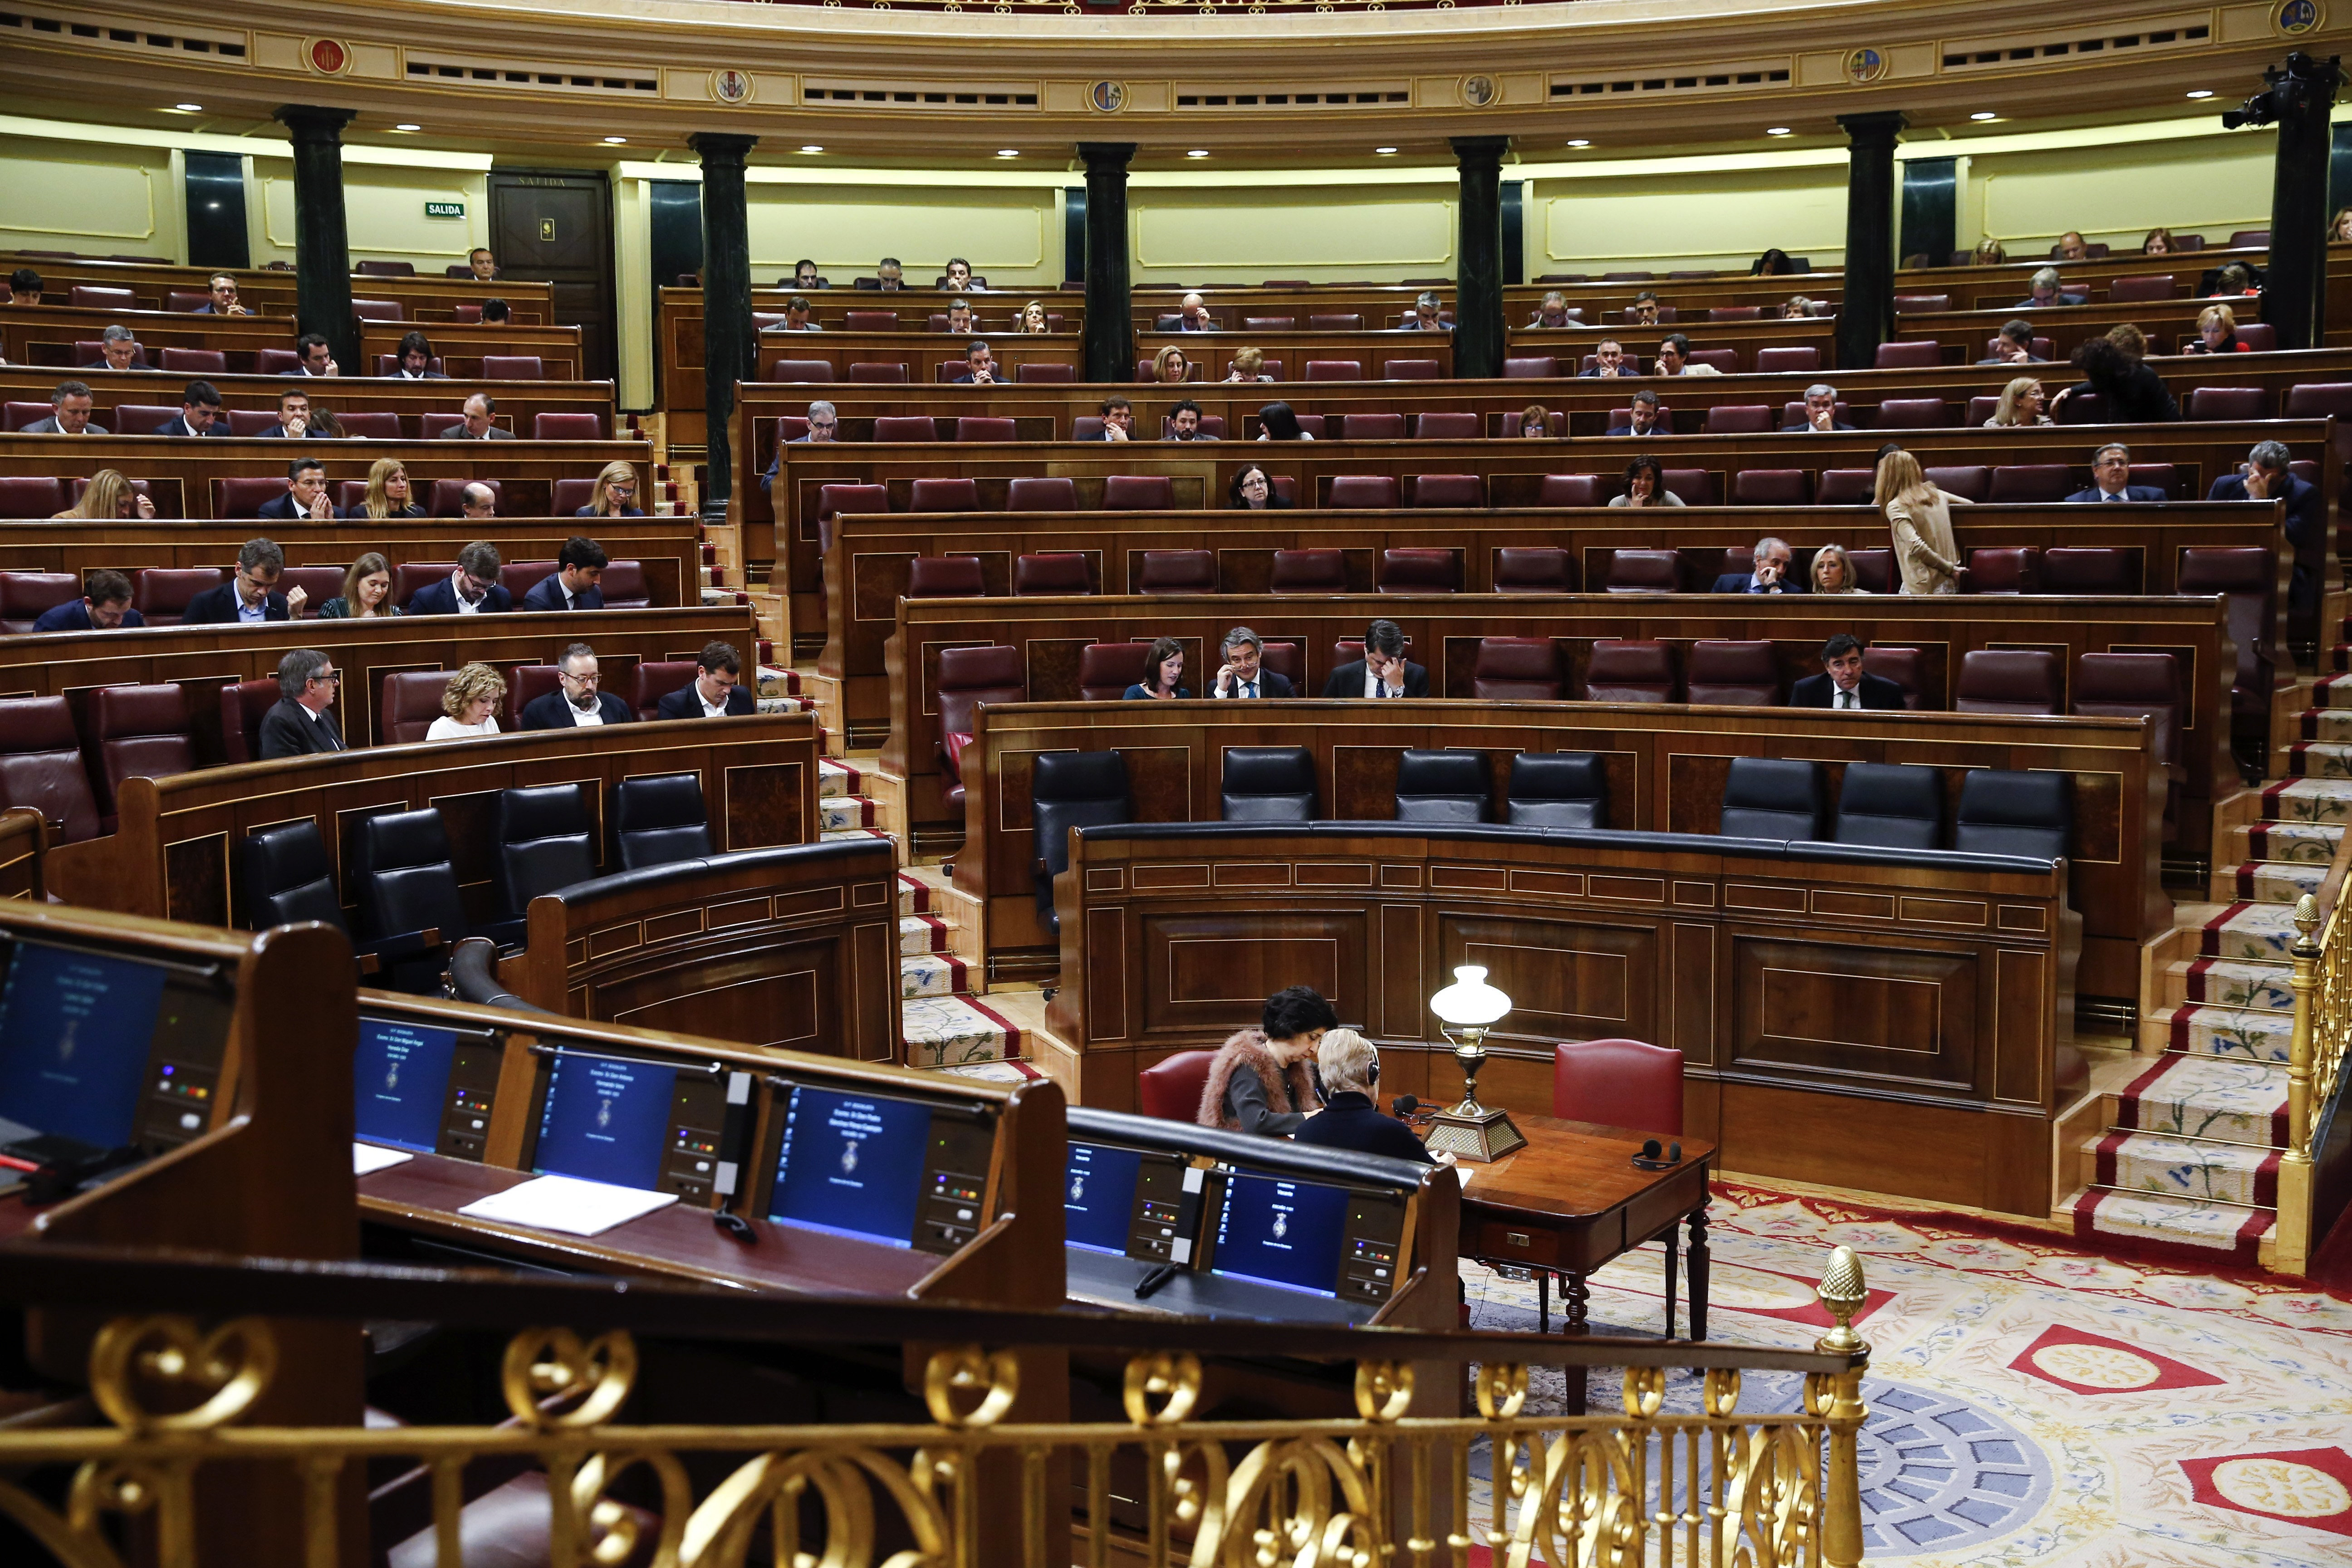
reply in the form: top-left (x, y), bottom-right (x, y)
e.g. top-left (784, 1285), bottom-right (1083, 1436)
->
top-left (2280, 819), bottom-right (2352, 1274)
top-left (0, 1244), bottom-right (1874, 1568)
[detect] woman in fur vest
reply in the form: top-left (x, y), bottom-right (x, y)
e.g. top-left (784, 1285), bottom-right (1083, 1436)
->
top-left (1197, 985), bottom-right (1338, 1135)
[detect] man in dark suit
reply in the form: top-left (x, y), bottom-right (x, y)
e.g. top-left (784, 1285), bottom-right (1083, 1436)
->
top-left (406, 541), bottom-right (513, 615)
top-left (874, 258), bottom-right (905, 291)
top-left (1791, 634), bottom-right (1906, 711)
top-left (1604, 390), bottom-right (1666, 437)
top-left (391, 330), bottom-right (446, 378)
top-left (523, 536), bottom-right (607, 611)
top-left (1783, 383), bottom-right (1856, 433)
top-left (1978, 318), bottom-right (2047, 366)
top-left (153, 381), bottom-right (229, 436)
top-left (31, 571), bottom-right (142, 632)
top-left (520, 642), bottom-right (635, 729)
top-left (1577, 339), bottom-right (1632, 377)
top-left (21, 382), bottom-right (103, 435)
top-left (1176, 293), bottom-right (1217, 331)
top-left (940, 299), bottom-right (976, 337)
top-left (759, 400), bottom-right (837, 495)
top-left (1166, 399), bottom-right (1219, 441)
top-left (1402, 291), bottom-right (1451, 333)
top-left (257, 649), bottom-right (346, 758)
top-left (2067, 442), bottom-right (2167, 503)
top-left (184, 538), bottom-right (301, 623)
top-left (2210, 438), bottom-right (2324, 620)
top-left (439, 393), bottom-right (514, 439)
top-left (1209, 627), bottom-right (1294, 699)
top-left (1295, 1032), bottom-right (1434, 1165)
top-left (282, 333), bottom-right (339, 377)
top-left (657, 641), bottom-right (757, 719)
top-left (190, 273), bottom-right (247, 316)
top-left (1711, 537), bottom-right (1804, 593)
top-left (255, 388), bottom-right (334, 441)
top-left (256, 457), bottom-right (336, 522)
top-left (8, 268), bottom-right (43, 306)
top-left (80, 327), bottom-right (141, 372)
top-left (948, 340), bottom-right (998, 385)
top-left (1322, 618), bottom-right (1429, 699)
top-left (1078, 396), bottom-right (1133, 442)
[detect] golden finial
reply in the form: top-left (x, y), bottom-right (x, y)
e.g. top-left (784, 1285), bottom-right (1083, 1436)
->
top-left (2293, 893), bottom-right (2321, 952)
top-left (1814, 1245), bottom-right (1869, 1356)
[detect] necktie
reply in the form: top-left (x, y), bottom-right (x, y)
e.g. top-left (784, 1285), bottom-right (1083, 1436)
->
top-left (2107, 490), bottom-right (2122, 502)
top-left (1838, 690), bottom-right (1855, 710)
top-left (1243, 681), bottom-right (1255, 699)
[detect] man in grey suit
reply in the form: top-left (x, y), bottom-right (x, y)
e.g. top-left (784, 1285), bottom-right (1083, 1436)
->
top-left (21, 382), bottom-right (104, 435)
top-left (439, 393), bottom-right (514, 440)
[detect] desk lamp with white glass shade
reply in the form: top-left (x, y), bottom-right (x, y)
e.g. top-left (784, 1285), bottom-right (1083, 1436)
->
top-left (1424, 965), bottom-right (1526, 1161)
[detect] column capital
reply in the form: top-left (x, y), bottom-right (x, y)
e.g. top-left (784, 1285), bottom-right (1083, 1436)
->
top-left (1450, 135), bottom-right (1512, 168)
top-left (1836, 111), bottom-right (1907, 147)
top-left (1077, 142), bottom-right (1137, 172)
top-left (688, 132), bottom-right (760, 165)
top-left (274, 105), bottom-right (356, 141)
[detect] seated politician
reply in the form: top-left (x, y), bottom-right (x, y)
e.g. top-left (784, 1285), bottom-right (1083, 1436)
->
top-left (390, 331), bottom-right (446, 378)
top-left (1784, 383), bottom-right (1855, 433)
top-left (1578, 339), bottom-right (1631, 377)
top-left (257, 388), bottom-right (338, 440)
top-left (1712, 537), bottom-right (1803, 593)
top-left (191, 273), bottom-right (245, 315)
top-left (1295, 1031), bottom-right (1433, 1164)
top-left (2210, 439), bottom-right (2323, 617)
top-left (1606, 391), bottom-right (1667, 437)
top-left (406, 541), bottom-right (513, 615)
top-left (440, 393), bottom-right (513, 440)
top-left (1323, 618), bottom-right (1428, 698)
top-left (23, 381), bottom-right (103, 435)
top-left (1082, 396), bottom-right (1134, 442)
top-left (577, 461), bottom-right (644, 519)
top-left (257, 649), bottom-right (345, 758)
top-left (760, 400), bottom-right (837, 495)
top-left (81, 326), bottom-right (141, 372)
top-left (1124, 637), bottom-right (1190, 701)
top-left (284, 333), bottom-right (340, 377)
top-left (32, 570), bottom-right (142, 632)
top-left (154, 380), bottom-right (228, 436)
top-left (184, 539), bottom-right (301, 623)
top-left (1197, 985), bottom-right (1336, 1135)
top-left (524, 536), bottom-right (607, 611)
top-left (657, 641), bottom-right (756, 718)
top-left (2068, 442), bottom-right (2167, 503)
top-left (949, 340), bottom-right (999, 384)
top-left (1210, 626), bottom-right (1293, 698)
top-left (257, 457), bottom-right (336, 522)
top-left (1792, 633), bottom-right (1905, 710)
top-left (521, 642), bottom-right (635, 728)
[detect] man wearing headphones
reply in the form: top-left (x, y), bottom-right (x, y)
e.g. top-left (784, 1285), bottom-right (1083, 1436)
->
top-left (1295, 1029), bottom-right (1436, 1163)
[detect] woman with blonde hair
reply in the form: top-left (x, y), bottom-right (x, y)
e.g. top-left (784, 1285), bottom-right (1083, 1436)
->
top-left (1018, 299), bottom-right (1050, 334)
top-left (1224, 347), bottom-right (1272, 382)
top-left (578, 460), bottom-right (644, 518)
top-left (318, 553), bottom-right (397, 619)
top-left (2332, 209), bottom-right (2352, 243)
top-left (1152, 344), bottom-right (1191, 384)
top-left (354, 457), bottom-right (425, 521)
top-left (1879, 450), bottom-right (1968, 595)
top-left (426, 662), bottom-right (506, 741)
top-left (1986, 377), bottom-right (2051, 427)
top-left (51, 469), bottom-right (156, 519)
top-left (1197, 984), bottom-right (1333, 1135)
top-left (1809, 543), bottom-right (1868, 594)
top-left (1970, 237), bottom-right (2007, 265)
top-left (2187, 303), bottom-right (2249, 354)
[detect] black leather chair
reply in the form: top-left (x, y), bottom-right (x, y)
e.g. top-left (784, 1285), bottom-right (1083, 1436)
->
top-left (1505, 753), bottom-right (1608, 828)
top-left (613, 774), bottom-right (712, 870)
top-left (1952, 769), bottom-right (2072, 860)
top-left (1030, 752), bottom-right (1131, 934)
top-left (1220, 747), bottom-right (1317, 822)
top-left (495, 784), bottom-right (598, 920)
top-left (248, 818), bottom-right (451, 981)
top-left (355, 809), bottom-right (498, 990)
top-left (1393, 750), bottom-right (1490, 823)
top-left (1832, 763), bottom-right (1944, 850)
top-left (1718, 758), bottom-right (1824, 839)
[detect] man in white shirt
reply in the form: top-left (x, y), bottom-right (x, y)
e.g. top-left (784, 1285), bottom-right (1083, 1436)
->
top-left (657, 641), bottom-right (756, 718)
top-left (1792, 634), bottom-right (1905, 710)
top-left (521, 642), bottom-right (634, 728)
top-left (460, 484), bottom-right (498, 520)
top-left (407, 540), bottom-right (513, 614)
top-left (23, 381), bottom-right (103, 434)
top-left (1210, 627), bottom-right (1294, 699)
top-left (1321, 619), bottom-right (1429, 698)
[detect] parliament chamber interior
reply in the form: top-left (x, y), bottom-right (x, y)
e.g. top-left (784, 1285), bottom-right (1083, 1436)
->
top-left (3, 0), bottom-right (2352, 1563)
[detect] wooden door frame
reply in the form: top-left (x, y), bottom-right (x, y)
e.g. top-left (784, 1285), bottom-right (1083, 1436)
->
top-left (486, 167), bottom-right (619, 384)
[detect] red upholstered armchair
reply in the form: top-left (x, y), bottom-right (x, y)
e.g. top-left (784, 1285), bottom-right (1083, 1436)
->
top-left (1551, 1036), bottom-right (1693, 1332)
top-left (935, 646), bottom-right (1026, 810)
top-left (1139, 1050), bottom-right (1217, 1122)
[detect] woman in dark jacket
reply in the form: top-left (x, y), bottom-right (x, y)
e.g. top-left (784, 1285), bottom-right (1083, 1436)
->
top-left (1256, 402), bottom-right (1312, 441)
top-left (1196, 985), bottom-right (1336, 1135)
top-left (2049, 332), bottom-right (2179, 423)
top-left (1229, 464), bottom-right (1290, 510)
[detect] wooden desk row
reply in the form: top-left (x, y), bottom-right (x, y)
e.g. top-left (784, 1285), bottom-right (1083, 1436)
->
top-left (0, 366), bottom-right (618, 442)
top-left (1885, 297), bottom-right (2264, 364)
top-left (1046, 820), bottom-right (2074, 1220)
top-left (357, 321), bottom-right (583, 383)
top-left (2, 250), bottom-right (554, 324)
top-left (0, 304), bottom-right (580, 382)
top-left (0, 435), bottom-right (653, 520)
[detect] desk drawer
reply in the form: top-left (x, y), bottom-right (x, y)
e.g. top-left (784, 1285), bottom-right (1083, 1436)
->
top-left (1475, 1220), bottom-right (1559, 1267)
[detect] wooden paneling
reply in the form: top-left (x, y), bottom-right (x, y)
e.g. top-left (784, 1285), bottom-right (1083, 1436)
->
top-left (0, 251), bottom-right (552, 323)
top-left (1048, 823), bottom-right (2072, 1216)
top-left (359, 320), bottom-right (585, 384)
top-left (0, 366), bottom-right (614, 442)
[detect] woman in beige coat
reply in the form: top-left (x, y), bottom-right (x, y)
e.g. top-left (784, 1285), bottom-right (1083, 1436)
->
top-left (1879, 449), bottom-right (1969, 594)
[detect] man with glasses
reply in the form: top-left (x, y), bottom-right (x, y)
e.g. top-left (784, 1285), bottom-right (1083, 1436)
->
top-left (521, 642), bottom-right (634, 729)
top-left (2066, 442), bottom-right (2167, 503)
top-left (406, 540), bottom-right (512, 615)
top-left (760, 401), bottom-right (837, 496)
top-left (259, 648), bottom-right (345, 758)
top-left (152, 380), bottom-right (228, 437)
top-left (185, 538), bottom-right (302, 623)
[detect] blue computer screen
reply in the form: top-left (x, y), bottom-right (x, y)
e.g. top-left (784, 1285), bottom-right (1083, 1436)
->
top-left (353, 1018), bottom-right (458, 1154)
top-left (1211, 1171), bottom-right (1350, 1297)
top-left (1064, 1141), bottom-right (1144, 1255)
top-left (765, 1084), bottom-right (932, 1248)
top-left (0, 941), bottom-right (168, 1150)
top-left (531, 1052), bottom-right (678, 1190)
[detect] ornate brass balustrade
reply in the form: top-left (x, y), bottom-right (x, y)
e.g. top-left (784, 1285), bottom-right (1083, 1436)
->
top-left (0, 1244), bottom-right (1873, 1568)
top-left (2280, 818), bottom-right (2352, 1274)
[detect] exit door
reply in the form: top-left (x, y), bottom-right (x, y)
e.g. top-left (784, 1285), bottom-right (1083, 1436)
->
top-left (487, 171), bottom-right (618, 383)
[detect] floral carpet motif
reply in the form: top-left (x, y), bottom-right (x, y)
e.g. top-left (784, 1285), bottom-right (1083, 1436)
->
top-left (1459, 1183), bottom-right (2352, 1566)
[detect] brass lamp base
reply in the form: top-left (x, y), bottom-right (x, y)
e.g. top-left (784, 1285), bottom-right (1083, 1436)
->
top-left (1424, 1102), bottom-right (1526, 1162)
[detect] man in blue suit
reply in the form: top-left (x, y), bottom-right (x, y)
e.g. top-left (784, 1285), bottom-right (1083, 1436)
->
top-left (2066, 442), bottom-right (2169, 503)
top-left (2210, 439), bottom-right (2324, 621)
top-left (152, 381), bottom-right (230, 437)
top-left (1710, 537), bottom-right (1805, 593)
top-left (31, 570), bottom-right (143, 632)
top-left (656, 641), bottom-right (757, 719)
top-left (406, 541), bottom-right (514, 615)
top-left (523, 536), bottom-right (607, 611)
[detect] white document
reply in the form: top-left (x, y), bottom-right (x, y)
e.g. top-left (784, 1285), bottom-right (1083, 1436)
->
top-left (353, 1143), bottom-right (415, 1177)
top-left (459, 1174), bottom-right (680, 1237)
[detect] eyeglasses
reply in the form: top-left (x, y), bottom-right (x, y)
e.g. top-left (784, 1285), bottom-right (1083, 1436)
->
top-left (309, 670), bottom-right (341, 684)
top-left (558, 669), bottom-right (600, 686)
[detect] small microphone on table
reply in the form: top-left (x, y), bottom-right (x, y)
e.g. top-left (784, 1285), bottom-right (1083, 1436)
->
top-left (1392, 1094), bottom-right (1420, 1121)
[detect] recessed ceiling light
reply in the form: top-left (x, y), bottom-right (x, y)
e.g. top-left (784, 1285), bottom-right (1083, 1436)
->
top-left (996, 148), bottom-right (1019, 157)
top-left (2186, 89), bottom-right (2214, 99)
top-left (799, 144), bottom-right (824, 154)
top-left (603, 136), bottom-right (627, 144)
top-left (173, 103), bottom-right (202, 112)
top-left (394, 123), bottom-right (421, 132)
top-left (1186, 149), bottom-right (1210, 158)
top-left (1373, 146), bottom-right (1398, 155)
top-left (1970, 112), bottom-right (1998, 121)
top-left (1566, 138), bottom-right (1591, 148)
top-left (1766, 127), bottom-right (1793, 136)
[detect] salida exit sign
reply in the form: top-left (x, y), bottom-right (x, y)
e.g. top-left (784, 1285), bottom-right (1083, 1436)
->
top-left (425, 201), bottom-right (466, 219)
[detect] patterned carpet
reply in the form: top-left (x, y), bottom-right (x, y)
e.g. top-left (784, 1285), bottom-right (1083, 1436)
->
top-left (1461, 1183), bottom-right (2352, 1565)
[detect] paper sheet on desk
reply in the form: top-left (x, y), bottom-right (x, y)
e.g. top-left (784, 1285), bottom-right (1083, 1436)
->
top-left (458, 1174), bottom-right (680, 1237)
top-left (353, 1143), bottom-right (414, 1177)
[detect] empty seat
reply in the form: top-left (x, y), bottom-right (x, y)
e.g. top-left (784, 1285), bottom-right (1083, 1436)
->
top-left (1221, 747), bottom-right (1317, 822)
top-left (1339, 413), bottom-right (1407, 441)
top-left (494, 784), bottom-right (598, 919)
top-left (1137, 549), bottom-right (1217, 593)
top-left (956, 416), bottom-right (1018, 442)
top-left (1753, 347), bottom-right (1820, 373)
top-left (353, 809), bottom-right (479, 971)
top-left (0, 478), bottom-right (66, 519)
top-left (0, 696), bottom-right (99, 843)
top-left (1502, 356), bottom-right (1559, 378)
top-left (351, 299), bottom-right (405, 322)
top-left (1472, 638), bottom-right (1561, 699)
top-left (1816, 469), bottom-right (1876, 505)
top-left (1685, 640), bottom-right (1781, 706)
top-left (531, 412), bottom-right (604, 440)
top-left (612, 774), bottom-right (712, 871)
top-left (1078, 642), bottom-right (1147, 701)
top-left (1873, 340), bottom-right (1942, 369)
top-left (131, 568), bottom-right (225, 627)
top-left (1847, 549), bottom-right (1896, 595)
top-left (1988, 465), bottom-right (2076, 504)
top-left (906, 555), bottom-right (985, 597)
top-left (873, 416), bottom-right (939, 441)
top-left (1893, 294), bottom-right (1951, 314)
top-left (158, 347), bottom-right (227, 375)
top-left (766, 358), bottom-right (834, 383)
top-left (1922, 465), bottom-right (1993, 503)
top-left (0, 571), bottom-right (79, 634)
top-left (381, 671), bottom-right (456, 745)
top-left (1537, 475), bottom-right (1604, 507)
top-left (2187, 387), bottom-right (2269, 421)
top-left (89, 683), bottom-right (195, 827)
top-left (1963, 547), bottom-right (2040, 595)
top-left (1016, 363), bottom-right (1074, 383)
top-left (2283, 382), bottom-right (2352, 421)
top-left (1006, 476), bottom-right (1078, 511)
top-left (1243, 316), bottom-right (1297, 331)
top-left (907, 478), bottom-right (980, 513)
top-left (216, 477), bottom-right (288, 519)
top-left (1013, 553), bottom-right (1092, 596)
top-left (2073, 652), bottom-right (2183, 766)
top-left (1704, 404), bottom-right (1775, 436)
top-left (1328, 475), bottom-right (1401, 509)
top-left (1494, 547), bottom-right (1574, 593)
top-left (1952, 769), bottom-right (2072, 860)
top-left (629, 661), bottom-right (700, 722)
top-left (1303, 361), bottom-right (1363, 382)
top-left (1582, 640), bottom-right (1677, 702)
top-left (1861, 645), bottom-right (1923, 707)
top-left (1032, 751), bottom-right (1132, 933)
top-left (2229, 228), bottom-right (2271, 248)
top-left (1506, 752), bottom-right (1606, 828)
top-left (1954, 649), bottom-right (2062, 715)
top-left (1383, 359), bottom-right (1442, 380)
top-left (1604, 549), bottom-right (1681, 594)
top-left (1309, 313), bottom-right (1362, 330)
top-left (848, 362), bottom-right (910, 383)
top-left (335, 412), bottom-right (402, 440)
top-left (69, 285), bottom-right (135, 309)
top-left (2107, 274), bottom-right (2176, 302)
top-left (480, 356), bottom-right (543, 379)
top-left (1730, 468), bottom-right (1808, 505)
top-left (1719, 757), bottom-right (1823, 839)
top-left (1410, 474), bottom-right (1483, 508)
top-left (355, 260), bottom-right (415, 277)
top-left (1708, 305), bottom-right (1762, 321)
top-left (1378, 549), bottom-right (1457, 593)
top-left (2179, 545), bottom-right (2280, 746)
top-left (241, 818), bottom-right (350, 937)
top-left (845, 310), bottom-right (901, 331)
top-left (1687, 351), bottom-right (1739, 374)
top-left (1833, 763), bottom-right (1944, 850)
top-left (1877, 397), bottom-right (1953, 429)
top-left (935, 647), bottom-right (1026, 809)
top-left (1411, 412), bottom-right (1481, 440)
top-left (2040, 547), bottom-right (2141, 595)
top-left (1393, 750), bottom-right (1491, 824)
top-left (1660, 470), bottom-right (1717, 506)
top-left (1270, 549), bottom-right (1348, 594)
